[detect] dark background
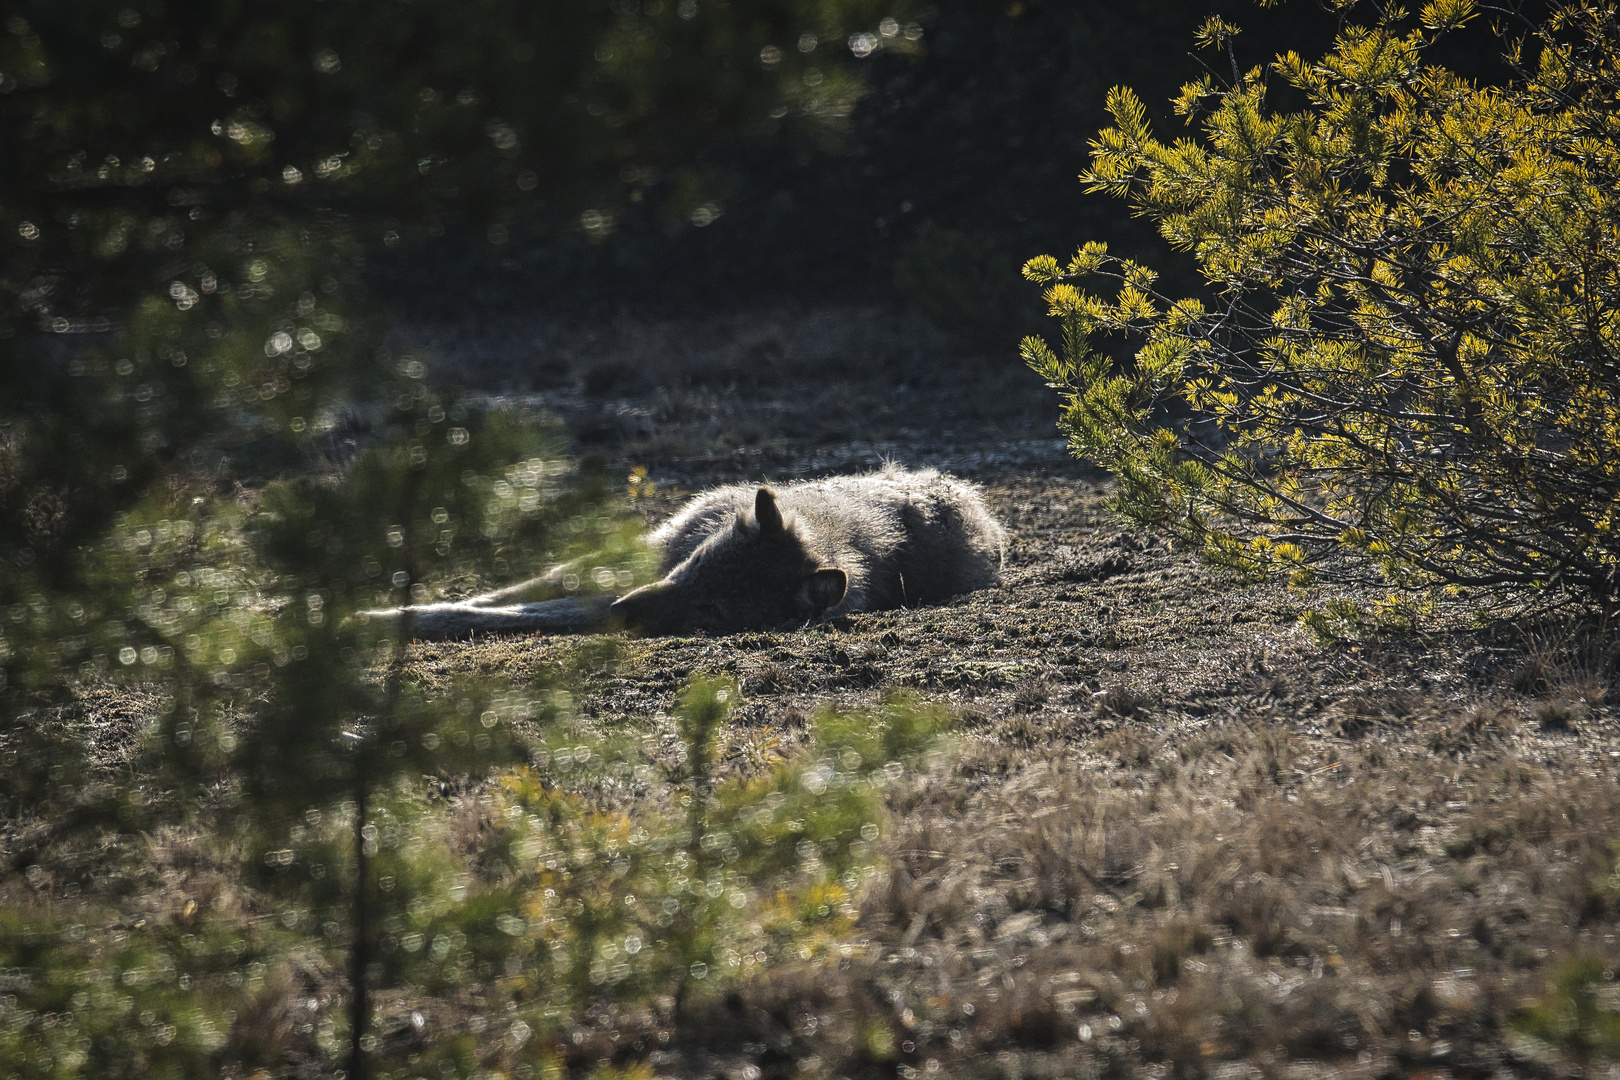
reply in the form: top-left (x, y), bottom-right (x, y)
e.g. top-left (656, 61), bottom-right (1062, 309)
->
top-left (381, 0), bottom-right (1355, 344)
top-left (374, 0), bottom-right (1524, 354)
top-left (3, 0), bottom-right (1523, 370)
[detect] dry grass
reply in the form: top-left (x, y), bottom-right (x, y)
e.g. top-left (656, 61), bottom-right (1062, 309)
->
top-left (848, 719), bottom-right (1620, 1078)
top-left (572, 688), bottom-right (1620, 1079)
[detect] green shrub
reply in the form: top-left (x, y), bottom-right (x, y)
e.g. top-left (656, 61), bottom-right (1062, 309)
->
top-left (1022, 1), bottom-right (1620, 617)
top-left (1514, 956), bottom-right (1620, 1064)
top-left (477, 681), bottom-right (951, 1062)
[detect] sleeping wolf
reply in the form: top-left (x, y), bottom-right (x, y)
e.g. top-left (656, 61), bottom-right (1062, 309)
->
top-left (379, 465), bottom-right (1005, 639)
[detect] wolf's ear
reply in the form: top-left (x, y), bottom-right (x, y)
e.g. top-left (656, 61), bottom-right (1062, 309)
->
top-left (755, 486), bottom-right (785, 537)
top-left (799, 567), bottom-right (848, 614)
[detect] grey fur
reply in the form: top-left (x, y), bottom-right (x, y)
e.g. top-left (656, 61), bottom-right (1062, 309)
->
top-left (362, 465), bottom-right (1005, 639)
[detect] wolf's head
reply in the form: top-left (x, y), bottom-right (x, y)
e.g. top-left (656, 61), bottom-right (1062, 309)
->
top-left (610, 486), bottom-right (847, 634)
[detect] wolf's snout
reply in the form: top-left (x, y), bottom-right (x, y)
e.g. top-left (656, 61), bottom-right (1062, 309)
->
top-left (799, 567), bottom-right (848, 615)
top-left (610, 580), bottom-right (677, 632)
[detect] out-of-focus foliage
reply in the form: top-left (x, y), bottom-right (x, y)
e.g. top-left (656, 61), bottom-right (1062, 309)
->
top-left (0, 677), bottom-right (953, 1078)
top-left (4, 6), bottom-right (911, 1076)
top-left (1514, 955), bottom-right (1620, 1063)
top-left (1, 0), bottom-right (916, 331)
top-left (437, 0), bottom-right (1356, 342)
top-left (1, 401), bottom-right (646, 1077)
top-left (0, 0), bottom-right (917, 735)
top-left (422, 680), bottom-right (948, 1078)
top-left (1023, 0), bottom-right (1620, 617)
top-left (232, 416), bottom-right (641, 813)
top-left (0, 902), bottom-right (287, 1079)
top-left (496, 681), bottom-right (946, 1002)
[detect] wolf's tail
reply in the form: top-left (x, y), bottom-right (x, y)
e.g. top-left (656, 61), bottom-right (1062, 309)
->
top-left (461, 557), bottom-right (590, 607)
top-left (357, 594), bottom-right (617, 642)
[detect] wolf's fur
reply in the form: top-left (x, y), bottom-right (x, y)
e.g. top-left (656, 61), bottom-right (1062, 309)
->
top-left (366, 465), bottom-right (1004, 639)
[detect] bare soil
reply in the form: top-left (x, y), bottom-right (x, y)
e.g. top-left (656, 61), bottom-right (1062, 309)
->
top-left (399, 308), bottom-right (1620, 1079)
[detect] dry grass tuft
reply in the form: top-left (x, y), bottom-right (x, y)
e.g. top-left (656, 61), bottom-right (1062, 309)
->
top-left (710, 711), bottom-right (1620, 1078)
top-left (1092, 685), bottom-right (1150, 719)
top-left (1011, 678), bottom-right (1051, 714)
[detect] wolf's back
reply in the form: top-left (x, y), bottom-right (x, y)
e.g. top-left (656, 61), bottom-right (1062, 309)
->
top-left (805, 465), bottom-right (1005, 609)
